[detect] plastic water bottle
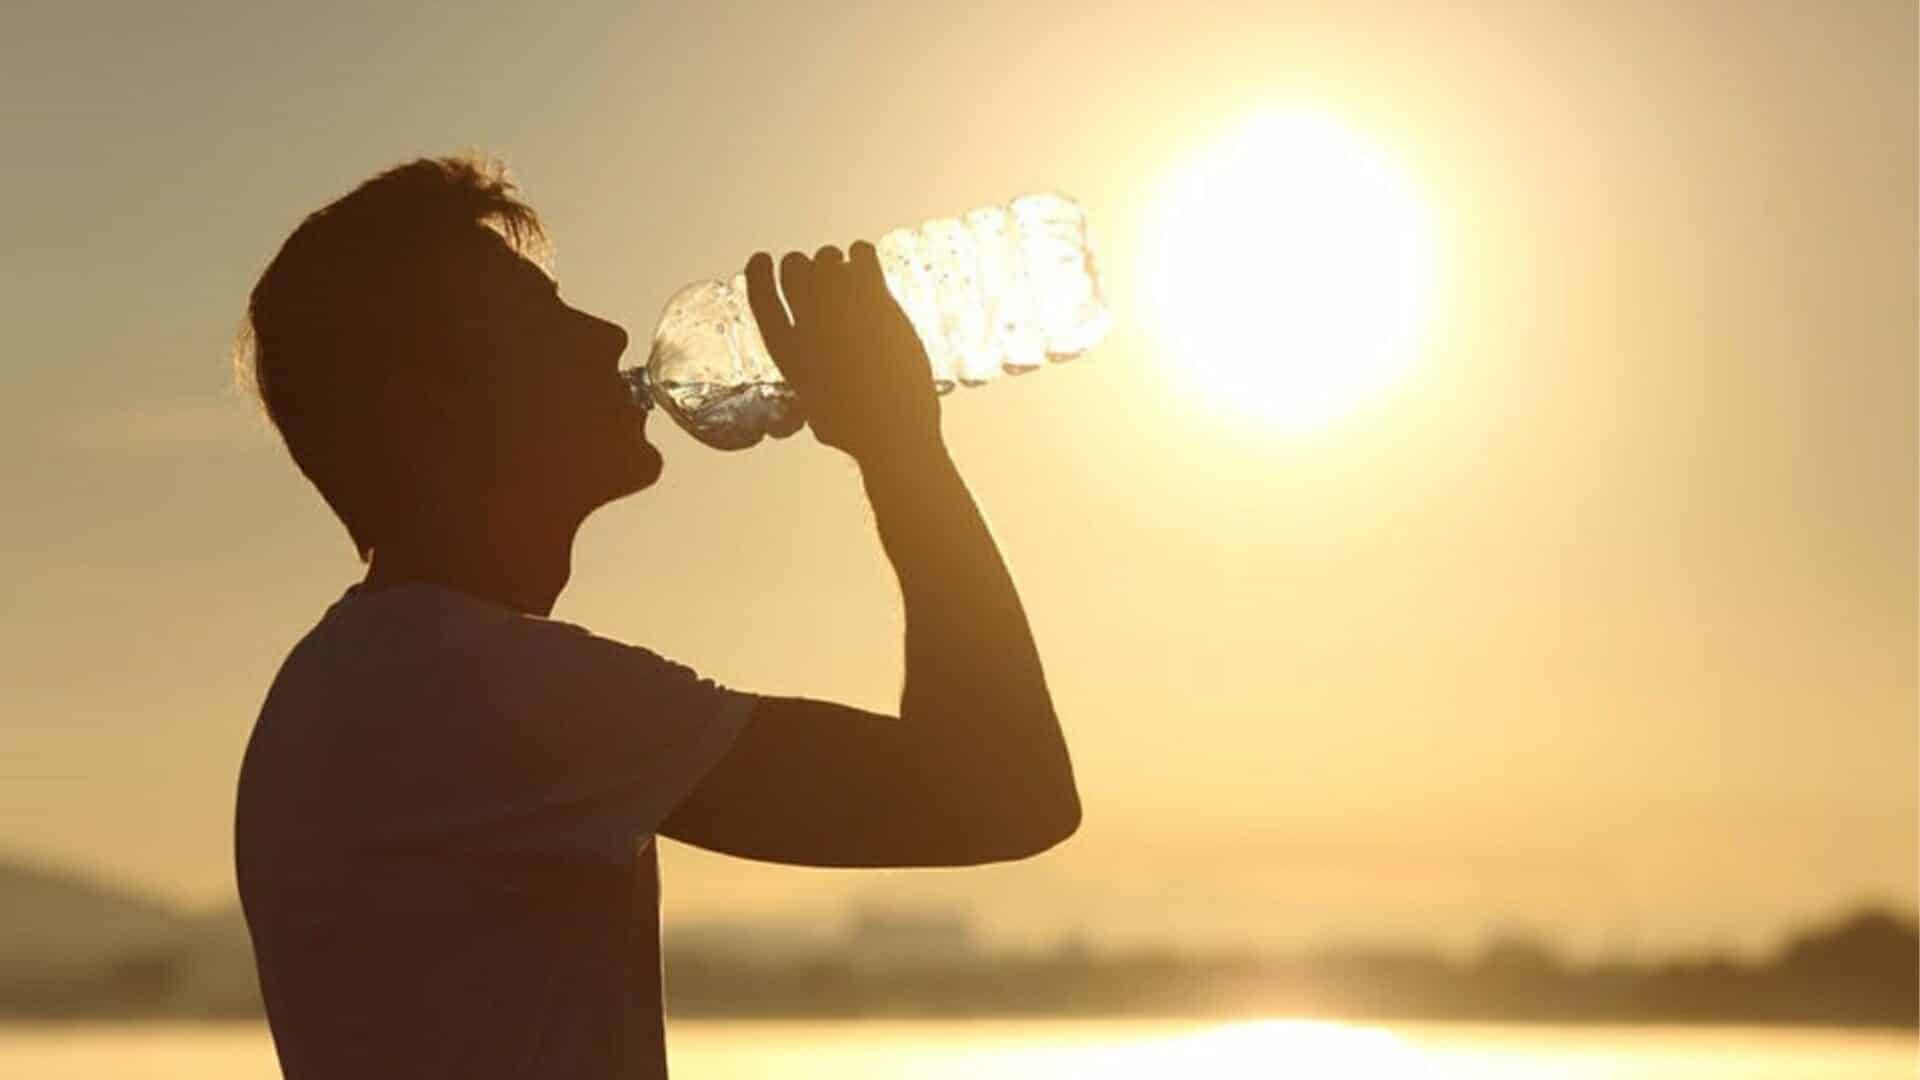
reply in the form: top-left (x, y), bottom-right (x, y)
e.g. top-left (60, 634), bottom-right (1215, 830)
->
top-left (622, 192), bottom-right (1111, 450)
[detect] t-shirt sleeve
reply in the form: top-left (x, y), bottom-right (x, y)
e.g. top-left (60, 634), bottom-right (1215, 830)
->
top-left (361, 614), bottom-right (755, 859)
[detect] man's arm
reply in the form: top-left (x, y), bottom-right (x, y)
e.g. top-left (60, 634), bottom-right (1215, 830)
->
top-left (658, 244), bottom-right (1080, 866)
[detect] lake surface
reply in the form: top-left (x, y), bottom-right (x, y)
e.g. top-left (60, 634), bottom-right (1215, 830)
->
top-left (2, 1019), bottom-right (1913, 1078)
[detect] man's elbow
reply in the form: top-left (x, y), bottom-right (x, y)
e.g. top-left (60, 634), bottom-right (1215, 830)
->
top-left (1027, 796), bottom-right (1083, 856)
top-left (989, 789), bottom-right (1081, 861)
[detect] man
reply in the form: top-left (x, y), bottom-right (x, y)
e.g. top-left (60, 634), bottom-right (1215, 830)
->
top-left (233, 156), bottom-right (1080, 1079)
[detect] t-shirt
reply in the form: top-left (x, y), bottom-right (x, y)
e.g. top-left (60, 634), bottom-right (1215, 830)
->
top-left (234, 583), bottom-right (754, 1080)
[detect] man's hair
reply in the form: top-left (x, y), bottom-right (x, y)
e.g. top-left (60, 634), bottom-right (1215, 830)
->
top-left (236, 155), bottom-right (548, 561)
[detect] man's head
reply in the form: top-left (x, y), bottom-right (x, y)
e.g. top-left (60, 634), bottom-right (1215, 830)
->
top-left (239, 156), bottom-right (658, 562)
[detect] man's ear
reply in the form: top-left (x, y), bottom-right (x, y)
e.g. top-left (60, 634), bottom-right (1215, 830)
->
top-left (374, 366), bottom-right (458, 437)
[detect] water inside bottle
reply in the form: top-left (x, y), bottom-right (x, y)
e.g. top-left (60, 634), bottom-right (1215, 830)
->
top-left (655, 379), bottom-right (803, 451)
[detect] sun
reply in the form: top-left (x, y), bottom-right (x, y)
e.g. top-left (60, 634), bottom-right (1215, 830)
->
top-left (1146, 108), bottom-right (1433, 433)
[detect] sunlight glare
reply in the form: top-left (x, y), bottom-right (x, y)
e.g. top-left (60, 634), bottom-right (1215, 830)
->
top-left (1168, 1019), bottom-right (1437, 1078)
top-left (1147, 108), bottom-right (1433, 433)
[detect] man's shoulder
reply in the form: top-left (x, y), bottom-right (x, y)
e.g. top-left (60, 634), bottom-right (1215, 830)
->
top-left (268, 583), bottom-right (717, 717)
top-left (250, 585), bottom-right (516, 737)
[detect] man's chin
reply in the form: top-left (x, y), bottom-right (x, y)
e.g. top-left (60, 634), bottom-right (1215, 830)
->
top-left (613, 442), bottom-right (665, 498)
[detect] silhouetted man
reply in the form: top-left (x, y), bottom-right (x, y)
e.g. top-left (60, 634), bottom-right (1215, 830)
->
top-left (233, 157), bottom-right (1079, 1079)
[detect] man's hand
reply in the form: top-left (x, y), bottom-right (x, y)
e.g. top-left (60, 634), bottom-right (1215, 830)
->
top-left (745, 245), bottom-right (942, 466)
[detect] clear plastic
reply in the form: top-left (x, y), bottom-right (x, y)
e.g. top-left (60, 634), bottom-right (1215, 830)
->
top-left (624, 192), bottom-right (1111, 450)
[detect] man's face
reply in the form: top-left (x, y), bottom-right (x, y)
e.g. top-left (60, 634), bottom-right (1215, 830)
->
top-left (426, 229), bottom-right (662, 516)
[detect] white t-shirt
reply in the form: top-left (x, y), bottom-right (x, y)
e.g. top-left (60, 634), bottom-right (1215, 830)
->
top-left (234, 583), bottom-right (754, 1079)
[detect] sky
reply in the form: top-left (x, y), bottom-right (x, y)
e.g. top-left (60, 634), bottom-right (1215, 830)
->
top-left (2, 0), bottom-right (1913, 960)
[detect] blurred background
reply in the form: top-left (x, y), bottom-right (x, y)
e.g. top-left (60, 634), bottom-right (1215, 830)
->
top-left (2, 0), bottom-right (1913, 1075)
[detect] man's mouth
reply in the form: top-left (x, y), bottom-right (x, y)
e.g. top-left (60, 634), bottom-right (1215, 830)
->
top-left (618, 368), bottom-right (655, 413)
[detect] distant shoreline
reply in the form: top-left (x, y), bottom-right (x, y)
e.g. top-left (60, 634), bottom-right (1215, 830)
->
top-left (3, 855), bottom-right (1911, 1028)
top-left (3, 1014), bottom-right (1913, 1031)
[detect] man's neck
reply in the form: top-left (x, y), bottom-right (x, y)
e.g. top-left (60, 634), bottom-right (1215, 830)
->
top-left (361, 511), bottom-right (583, 617)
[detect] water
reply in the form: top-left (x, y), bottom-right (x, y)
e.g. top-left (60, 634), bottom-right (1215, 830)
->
top-left (3, 1020), bottom-right (1912, 1079)
top-left (649, 379), bottom-right (804, 452)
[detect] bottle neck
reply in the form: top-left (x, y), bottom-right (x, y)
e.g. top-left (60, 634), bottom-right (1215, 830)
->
top-left (619, 366), bottom-right (656, 412)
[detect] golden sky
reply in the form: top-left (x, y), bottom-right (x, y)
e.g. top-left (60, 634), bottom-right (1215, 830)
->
top-left (3, 0), bottom-right (1913, 958)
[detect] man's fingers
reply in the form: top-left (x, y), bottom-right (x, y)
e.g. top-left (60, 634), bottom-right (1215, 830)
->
top-left (745, 253), bottom-right (789, 332)
top-left (751, 252), bottom-right (809, 387)
top-left (745, 252), bottom-right (791, 345)
top-left (779, 251), bottom-right (813, 323)
top-left (813, 245), bottom-right (857, 326)
top-left (848, 240), bottom-right (892, 306)
top-left (848, 240), bottom-right (880, 283)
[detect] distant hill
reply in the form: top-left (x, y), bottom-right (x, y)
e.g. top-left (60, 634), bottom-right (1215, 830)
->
top-left (0, 857), bottom-right (257, 1017)
top-left (0, 854), bottom-right (1911, 1024)
top-left (0, 857), bottom-right (187, 971)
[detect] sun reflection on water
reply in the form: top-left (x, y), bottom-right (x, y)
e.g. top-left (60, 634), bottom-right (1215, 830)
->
top-left (1065, 1019), bottom-right (1432, 1079)
top-left (0, 1020), bottom-right (1911, 1079)
top-left (669, 1017), bottom-right (1440, 1079)
top-left (1168, 1019), bottom-right (1430, 1076)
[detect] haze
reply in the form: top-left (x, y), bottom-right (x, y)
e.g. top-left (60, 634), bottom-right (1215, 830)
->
top-left (2, 0), bottom-right (1912, 960)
